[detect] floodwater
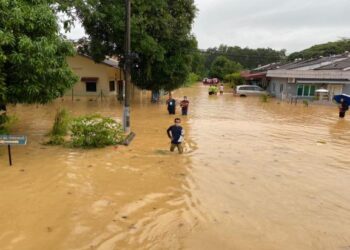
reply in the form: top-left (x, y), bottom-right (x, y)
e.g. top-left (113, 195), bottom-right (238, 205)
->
top-left (0, 84), bottom-right (350, 250)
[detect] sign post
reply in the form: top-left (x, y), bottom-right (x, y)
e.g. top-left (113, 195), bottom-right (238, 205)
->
top-left (0, 135), bottom-right (27, 166)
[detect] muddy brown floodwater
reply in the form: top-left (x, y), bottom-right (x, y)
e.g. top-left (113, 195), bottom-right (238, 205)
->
top-left (0, 84), bottom-right (350, 250)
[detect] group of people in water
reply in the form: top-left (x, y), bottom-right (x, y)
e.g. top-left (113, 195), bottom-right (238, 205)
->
top-left (165, 95), bottom-right (189, 154)
top-left (165, 92), bottom-right (349, 155)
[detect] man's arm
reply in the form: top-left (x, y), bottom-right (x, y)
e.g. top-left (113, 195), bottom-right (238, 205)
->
top-left (167, 127), bottom-right (172, 139)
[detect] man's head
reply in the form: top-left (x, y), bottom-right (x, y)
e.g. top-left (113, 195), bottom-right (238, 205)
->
top-left (183, 96), bottom-right (187, 100)
top-left (174, 118), bottom-right (181, 126)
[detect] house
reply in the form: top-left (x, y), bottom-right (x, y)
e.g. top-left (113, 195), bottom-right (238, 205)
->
top-left (241, 63), bottom-right (282, 89)
top-left (266, 53), bottom-right (350, 101)
top-left (66, 54), bottom-right (126, 99)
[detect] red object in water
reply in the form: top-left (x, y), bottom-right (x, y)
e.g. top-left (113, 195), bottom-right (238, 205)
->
top-left (202, 78), bottom-right (220, 85)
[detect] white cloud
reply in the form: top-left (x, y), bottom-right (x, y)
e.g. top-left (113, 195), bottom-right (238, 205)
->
top-left (65, 0), bottom-right (350, 53)
top-left (193, 0), bottom-right (350, 52)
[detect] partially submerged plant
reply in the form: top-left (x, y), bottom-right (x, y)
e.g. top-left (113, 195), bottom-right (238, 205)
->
top-left (46, 109), bottom-right (70, 145)
top-left (261, 94), bottom-right (269, 103)
top-left (70, 114), bottom-right (125, 148)
top-left (0, 115), bottom-right (18, 134)
top-left (303, 100), bottom-right (309, 107)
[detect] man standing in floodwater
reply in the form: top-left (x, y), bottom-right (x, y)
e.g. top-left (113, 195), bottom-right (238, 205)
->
top-left (166, 94), bottom-right (176, 115)
top-left (339, 98), bottom-right (349, 118)
top-left (180, 96), bottom-right (189, 116)
top-left (219, 84), bottom-right (224, 95)
top-left (167, 118), bottom-right (184, 154)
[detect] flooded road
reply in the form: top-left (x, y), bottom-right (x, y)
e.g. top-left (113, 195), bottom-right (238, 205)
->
top-left (0, 84), bottom-right (350, 250)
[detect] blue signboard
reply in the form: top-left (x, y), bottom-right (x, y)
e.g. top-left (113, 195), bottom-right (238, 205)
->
top-left (0, 135), bottom-right (27, 145)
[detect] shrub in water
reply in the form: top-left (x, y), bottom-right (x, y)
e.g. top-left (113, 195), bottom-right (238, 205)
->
top-left (261, 94), bottom-right (269, 103)
top-left (0, 115), bottom-right (18, 134)
top-left (47, 109), bottom-right (70, 145)
top-left (71, 115), bottom-right (125, 148)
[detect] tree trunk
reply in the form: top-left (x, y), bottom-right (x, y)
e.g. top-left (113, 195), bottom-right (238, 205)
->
top-left (151, 90), bottom-right (160, 103)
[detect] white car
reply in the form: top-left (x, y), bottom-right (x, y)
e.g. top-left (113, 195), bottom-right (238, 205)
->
top-left (236, 85), bottom-right (268, 97)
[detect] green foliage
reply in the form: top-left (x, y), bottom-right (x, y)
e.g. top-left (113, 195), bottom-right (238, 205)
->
top-left (51, 109), bottom-right (70, 136)
top-left (183, 72), bottom-right (200, 87)
top-left (288, 39), bottom-right (350, 61)
top-left (191, 50), bottom-right (207, 77)
top-left (208, 85), bottom-right (218, 94)
top-left (0, 115), bottom-right (18, 134)
top-left (46, 109), bottom-right (70, 145)
top-left (224, 72), bottom-right (245, 87)
top-left (204, 45), bottom-right (286, 71)
top-left (75, 0), bottom-right (197, 92)
top-left (71, 115), bottom-right (125, 148)
top-left (260, 94), bottom-right (270, 103)
top-left (0, 0), bottom-right (78, 105)
top-left (209, 56), bottom-right (242, 80)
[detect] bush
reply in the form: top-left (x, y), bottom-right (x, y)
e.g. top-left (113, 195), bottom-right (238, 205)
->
top-left (46, 109), bottom-right (70, 145)
top-left (0, 115), bottom-right (18, 134)
top-left (261, 94), bottom-right (270, 103)
top-left (71, 115), bottom-right (125, 148)
top-left (224, 72), bottom-right (245, 88)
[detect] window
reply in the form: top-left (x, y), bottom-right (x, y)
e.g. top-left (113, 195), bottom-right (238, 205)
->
top-left (297, 84), bottom-right (316, 97)
top-left (272, 83), bottom-right (276, 92)
top-left (86, 81), bottom-right (97, 92)
top-left (109, 81), bottom-right (115, 91)
top-left (280, 84), bottom-right (284, 93)
top-left (297, 85), bottom-right (303, 96)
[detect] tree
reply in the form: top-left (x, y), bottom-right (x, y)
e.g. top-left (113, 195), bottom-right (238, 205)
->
top-left (0, 0), bottom-right (77, 105)
top-left (224, 72), bottom-right (244, 88)
top-left (74, 0), bottom-right (197, 100)
top-left (209, 56), bottom-right (242, 80)
top-left (203, 45), bottom-right (286, 71)
top-left (288, 39), bottom-right (350, 61)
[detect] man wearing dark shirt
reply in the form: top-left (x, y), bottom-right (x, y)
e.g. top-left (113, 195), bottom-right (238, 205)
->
top-left (166, 94), bottom-right (176, 115)
top-left (166, 118), bottom-right (184, 154)
top-left (180, 96), bottom-right (189, 116)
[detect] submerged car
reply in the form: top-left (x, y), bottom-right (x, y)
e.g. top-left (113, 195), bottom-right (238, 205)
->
top-left (236, 85), bottom-right (267, 97)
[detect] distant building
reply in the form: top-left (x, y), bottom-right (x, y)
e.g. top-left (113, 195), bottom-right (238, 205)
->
top-left (67, 54), bottom-right (139, 100)
top-left (241, 63), bottom-right (282, 89)
top-left (261, 53), bottom-right (350, 102)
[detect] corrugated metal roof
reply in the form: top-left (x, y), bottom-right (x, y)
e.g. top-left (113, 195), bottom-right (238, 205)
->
top-left (315, 57), bottom-right (350, 70)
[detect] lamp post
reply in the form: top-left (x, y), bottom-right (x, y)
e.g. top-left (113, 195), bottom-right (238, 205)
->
top-left (123, 0), bottom-right (131, 133)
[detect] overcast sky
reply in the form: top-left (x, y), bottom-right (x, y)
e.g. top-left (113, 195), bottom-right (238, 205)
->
top-left (66, 0), bottom-right (350, 54)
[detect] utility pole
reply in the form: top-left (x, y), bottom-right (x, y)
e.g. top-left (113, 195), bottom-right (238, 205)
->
top-left (123, 0), bottom-right (131, 133)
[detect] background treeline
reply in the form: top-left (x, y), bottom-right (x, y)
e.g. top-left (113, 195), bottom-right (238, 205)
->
top-left (288, 39), bottom-right (350, 61)
top-left (189, 45), bottom-right (287, 81)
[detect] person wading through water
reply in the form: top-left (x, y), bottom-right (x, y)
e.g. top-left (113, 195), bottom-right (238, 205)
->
top-left (180, 96), bottom-right (189, 116)
top-left (166, 118), bottom-right (184, 154)
top-left (166, 94), bottom-right (176, 115)
top-left (339, 98), bottom-right (349, 118)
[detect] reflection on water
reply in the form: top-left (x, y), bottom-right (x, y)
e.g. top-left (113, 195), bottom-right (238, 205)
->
top-left (0, 84), bottom-right (350, 250)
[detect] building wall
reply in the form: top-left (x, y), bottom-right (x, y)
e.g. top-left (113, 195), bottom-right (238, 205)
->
top-left (268, 78), bottom-right (290, 99)
top-left (343, 84), bottom-right (350, 95)
top-left (67, 55), bottom-right (123, 97)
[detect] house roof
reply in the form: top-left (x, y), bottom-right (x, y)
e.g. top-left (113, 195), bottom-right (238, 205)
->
top-left (78, 53), bottom-right (120, 69)
top-left (315, 57), bottom-right (350, 70)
